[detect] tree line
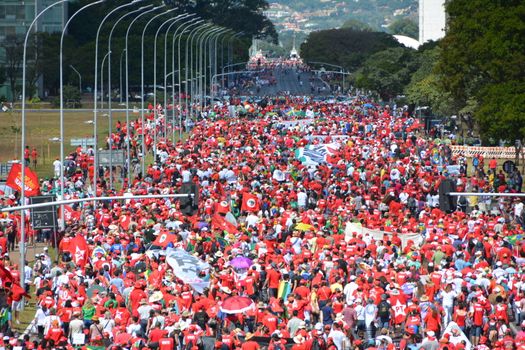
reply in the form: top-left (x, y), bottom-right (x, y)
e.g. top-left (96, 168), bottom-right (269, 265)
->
top-left (300, 0), bottom-right (525, 146)
top-left (0, 0), bottom-right (277, 102)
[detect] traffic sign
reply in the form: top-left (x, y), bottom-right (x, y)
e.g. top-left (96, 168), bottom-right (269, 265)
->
top-left (70, 138), bottom-right (95, 151)
top-left (30, 195), bottom-right (57, 230)
top-left (98, 150), bottom-right (125, 166)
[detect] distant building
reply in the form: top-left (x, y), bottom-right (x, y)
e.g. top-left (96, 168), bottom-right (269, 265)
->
top-left (419, 0), bottom-right (446, 44)
top-left (0, 0), bottom-right (68, 99)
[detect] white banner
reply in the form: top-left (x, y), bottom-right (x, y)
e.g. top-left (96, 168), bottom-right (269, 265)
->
top-left (442, 322), bottom-right (472, 350)
top-left (165, 248), bottom-right (210, 293)
top-left (345, 222), bottom-right (423, 249)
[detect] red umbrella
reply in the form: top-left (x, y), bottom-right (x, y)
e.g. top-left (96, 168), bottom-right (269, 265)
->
top-left (220, 296), bottom-right (255, 314)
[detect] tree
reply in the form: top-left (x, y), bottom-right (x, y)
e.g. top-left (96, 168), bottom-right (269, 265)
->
top-left (436, 0), bottom-right (525, 144)
top-left (341, 19), bottom-right (373, 32)
top-left (388, 18), bottom-right (418, 39)
top-left (300, 28), bottom-right (401, 72)
top-left (1, 35), bottom-right (24, 102)
top-left (354, 47), bottom-right (419, 101)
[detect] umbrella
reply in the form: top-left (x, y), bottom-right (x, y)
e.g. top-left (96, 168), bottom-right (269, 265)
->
top-left (220, 296), bottom-right (255, 314)
top-left (230, 256), bottom-right (253, 269)
top-left (295, 223), bottom-right (314, 231)
top-left (86, 285), bottom-right (106, 298)
top-left (363, 103), bottom-right (374, 108)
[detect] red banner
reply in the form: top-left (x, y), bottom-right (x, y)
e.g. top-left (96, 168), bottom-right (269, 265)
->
top-left (59, 205), bottom-right (81, 223)
top-left (5, 163), bottom-right (40, 196)
top-left (241, 193), bottom-right (260, 212)
top-left (66, 234), bottom-right (89, 268)
top-left (211, 214), bottom-right (239, 235)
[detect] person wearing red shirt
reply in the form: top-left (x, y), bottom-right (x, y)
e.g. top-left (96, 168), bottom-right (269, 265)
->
top-left (469, 297), bottom-right (484, 346)
top-left (158, 336), bottom-right (175, 350)
top-left (262, 309), bottom-right (278, 333)
top-left (149, 324), bottom-right (168, 343)
top-left (45, 320), bottom-right (64, 345)
top-left (241, 333), bottom-right (260, 350)
top-left (265, 265), bottom-right (281, 298)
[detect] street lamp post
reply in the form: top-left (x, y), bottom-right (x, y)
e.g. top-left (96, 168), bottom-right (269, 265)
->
top-left (140, 8), bottom-right (178, 177)
top-left (107, 4), bottom-right (153, 190)
top-left (124, 6), bottom-right (162, 185)
top-left (69, 64), bottom-right (82, 93)
top-left (171, 17), bottom-right (199, 143)
top-left (152, 15), bottom-right (187, 161)
top-left (100, 51), bottom-right (110, 113)
top-left (199, 27), bottom-right (223, 113)
top-left (93, 0), bottom-right (144, 195)
top-left (20, 0), bottom-right (69, 311)
top-left (163, 14), bottom-right (192, 140)
top-left (178, 20), bottom-right (203, 138)
top-left (183, 23), bottom-right (209, 122)
top-left (204, 28), bottom-right (228, 111)
top-left (189, 24), bottom-right (213, 120)
top-left (119, 49), bottom-right (126, 104)
top-left (60, 0), bottom-right (104, 229)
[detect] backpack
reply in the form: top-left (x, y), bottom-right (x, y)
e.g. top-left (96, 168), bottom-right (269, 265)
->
top-left (378, 301), bottom-right (390, 319)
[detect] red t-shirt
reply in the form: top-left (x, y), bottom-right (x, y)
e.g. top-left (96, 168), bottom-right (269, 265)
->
top-left (159, 338), bottom-right (175, 350)
top-left (267, 269), bottom-right (281, 289)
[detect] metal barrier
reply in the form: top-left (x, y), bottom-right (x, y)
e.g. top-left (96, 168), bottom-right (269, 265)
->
top-left (450, 145), bottom-right (517, 159)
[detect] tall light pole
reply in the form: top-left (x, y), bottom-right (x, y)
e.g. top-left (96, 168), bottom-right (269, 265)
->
top-left (69, 64), bottom-right (82, 93)
top-left (93, 0), bottom-right (144, 195)
top-left (171, 17), bottom-right (198, 143)
top-left (21, 0), bottom-right (69, 311)
top-left (119, 49), bottom-right (126, 104)
top-left (60, 0), bottom-right (104, 228)
top-left (100, 51), bottom-right (110, 113)
top-left (163, 14), bottom-right (192, 140)
top-left (184, 23), bottom-right (211, 122)
top-left (178, 20), bottom-right (203, 137)
top-left (203, 28), bottom-right (228, 111)
top-left (140, 8), bottom-right (178, 177)
top-left (191, 25), bottom-right (215, 119)
top-left (107, 4), bottom-right (153, 190)
top-left (152, 15), bottom-right (187, 161)
top-left (124, 6), bottom-right (162, 185)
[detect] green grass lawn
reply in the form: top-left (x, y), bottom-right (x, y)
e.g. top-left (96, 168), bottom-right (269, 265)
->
top-left (0, 109), bottom-right (148, 179)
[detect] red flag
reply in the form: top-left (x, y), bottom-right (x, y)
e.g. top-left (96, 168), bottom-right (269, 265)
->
top-left (241, 193), bottom-right (260, 212)
top-left (5, 163), bottom-right (40, 196)
top-left (67, 234), bottom-right (89, 268)
top-left (152, 231), bottom-right (178, 248)
top-left (119, 214), bottom-right (131, 231)
top-left (11, 282), bottom-right (30, 301)
top-left (211, 214), bottom-right (239, 235)
top-left (216, 199), bottom-right (230, 214)
top-left (59, 205), bottom-right (81, 222)
top-left (0, 264), bottom-right (13, 282)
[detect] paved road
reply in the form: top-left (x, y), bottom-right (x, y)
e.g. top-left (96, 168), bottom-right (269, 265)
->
top-left (241, 68), bottom-right (331, 97)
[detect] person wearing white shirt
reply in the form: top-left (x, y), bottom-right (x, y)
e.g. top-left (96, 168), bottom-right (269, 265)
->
top-left (35, 306), bottom-right (48, 338)
top-left (297, 190), bottom-right (307, 209)
top-left (441, 284), bottom-right (457, 326)
top-left (328, 323), bottom-right (348, 350)
top-left (53, 158), bottom-right (62, 178)
top-left (245, 213), bottom-right (259, 228)
top-left (43, 309), bottom-right (61, 335)
top-left (181, 169), bottom-right (192, 183)
top-left (343, 278), bottom-right (359, 305)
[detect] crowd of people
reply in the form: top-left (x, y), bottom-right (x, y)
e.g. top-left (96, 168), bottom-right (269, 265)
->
top-left (0, 93), bottom-right (524, 350)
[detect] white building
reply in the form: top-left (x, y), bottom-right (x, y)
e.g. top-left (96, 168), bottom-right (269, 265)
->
top-left (419, 0), bottom-right (446, 44)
